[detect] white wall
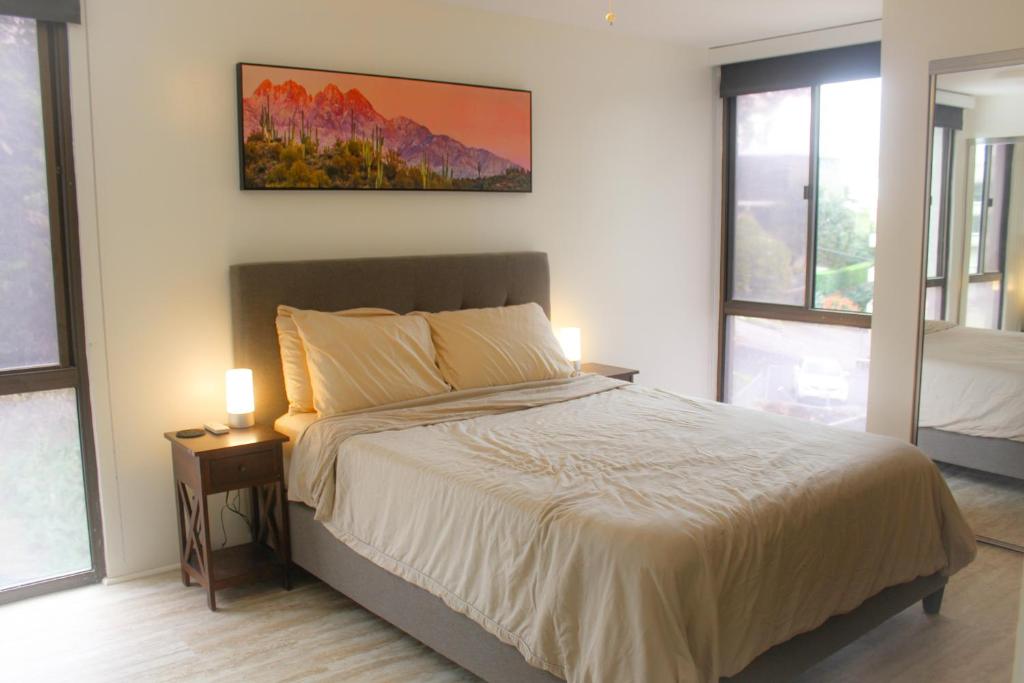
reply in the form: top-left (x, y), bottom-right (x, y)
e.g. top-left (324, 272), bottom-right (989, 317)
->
top-left (1015, 562), bottom-right (1024, 681)
top-left (707, 20), bottom-right (881, 65)
top-left (69, 0), bottom-right (715, 577)
top-left (867, 0), bottom-right (1024, 438)
top-left (973, 92), bottom-right (1024, 139)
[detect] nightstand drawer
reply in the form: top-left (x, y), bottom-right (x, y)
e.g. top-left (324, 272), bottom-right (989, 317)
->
top-left (208, 449), bottom-right (279, 491)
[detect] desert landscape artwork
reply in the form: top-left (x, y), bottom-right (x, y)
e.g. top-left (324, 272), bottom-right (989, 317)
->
top-left (237, 63), bottom-right (531, 191)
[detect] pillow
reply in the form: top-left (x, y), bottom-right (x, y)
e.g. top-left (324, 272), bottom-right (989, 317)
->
top-left (276, 305), bottom-right (397, 414)
top-left (416, 303), bottom-right (574, 390)
top-left (290, 309), bottom-right (450, 416)
top-left (924, 319), bottom-right (957, 335)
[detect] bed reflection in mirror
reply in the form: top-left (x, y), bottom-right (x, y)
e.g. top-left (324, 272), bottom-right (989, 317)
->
top-left (917, 58), bottom-right (1024, 552)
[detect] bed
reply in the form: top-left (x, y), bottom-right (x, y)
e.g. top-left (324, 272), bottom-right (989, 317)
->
top-left (230, 252), bottom-right (974, 683)
top-left (918, 321), bottom-right (1024, 480)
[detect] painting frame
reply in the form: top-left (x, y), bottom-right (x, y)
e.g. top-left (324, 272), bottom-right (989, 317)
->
top-left (236, 62), bottom-right (532, 193)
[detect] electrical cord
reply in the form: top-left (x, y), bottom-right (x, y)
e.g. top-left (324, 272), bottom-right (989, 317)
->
top-left (220, 489), bottom-right (253, 547)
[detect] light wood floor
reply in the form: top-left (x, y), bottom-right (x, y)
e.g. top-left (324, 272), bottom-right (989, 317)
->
top-left (1, 545), bottom-right (1020, 683)
top-left (939, 463), bottom-right (1024, 549)
top-left (797, 545), bottom-right (1022, 682)
top-left (0, 566), bottom-right (478, 683)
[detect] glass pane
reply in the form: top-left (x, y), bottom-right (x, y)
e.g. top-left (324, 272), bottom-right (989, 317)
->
top-left (925, 130), bottom-right (945, 279)
top-left (983, 143), bottom-right (1010, 274)
top-left (965, 280), bottom-right (1001, 329)
top-left (814, 78), bottom-right (881, 313)
top-left (0, 16), bottom-right (59, 371)
top-left (724, 315), bottom-right (870, 430)
top-left (0, 389), bottom-right (91, 589)
top-left (969, 144), bottom-right (987, 275)
top-left (924, 285), bottom-right (944, 321)
top-left (732, 88), bottom-right (811, 305)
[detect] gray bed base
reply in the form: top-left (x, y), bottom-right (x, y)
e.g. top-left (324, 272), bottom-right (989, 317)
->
top-left (918, 427), bottom-right (1024, 481)
top-left (290, 502), bottom-right (561, 683)
top-left (291, 502), bottom-right (946, 683)
top-left (231, 252), bottom-right (949, 682)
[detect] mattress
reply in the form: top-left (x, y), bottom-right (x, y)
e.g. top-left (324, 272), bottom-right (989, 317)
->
top-left (919, 323), bottom-right (1024, 441)
top-left (273, 411), bottom-right (319, 473)
top-left (287, 375), bottom-right (975, 683)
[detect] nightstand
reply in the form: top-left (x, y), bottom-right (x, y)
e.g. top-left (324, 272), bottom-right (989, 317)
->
top-left (581, 362), bottom-right (639, 383)
top-left (164, 425), bottom-right (290, 611)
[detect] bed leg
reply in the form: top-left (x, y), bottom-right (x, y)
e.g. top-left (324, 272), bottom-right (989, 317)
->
top-left (922, 587), bottom-right (945, 615)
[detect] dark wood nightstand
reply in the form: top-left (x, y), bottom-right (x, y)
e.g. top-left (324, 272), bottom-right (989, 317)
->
top-left (165, 425), bottom-right (290, 611)
top-left (581, 362), bottom-right (639, 383)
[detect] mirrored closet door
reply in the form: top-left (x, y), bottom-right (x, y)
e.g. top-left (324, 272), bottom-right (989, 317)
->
top-left (917, 53), bottom-right (1024, 552)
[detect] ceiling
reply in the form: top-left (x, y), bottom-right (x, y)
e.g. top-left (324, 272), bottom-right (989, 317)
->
top-left (938, 65), bottom-right (1024, 97)
top-left (436, 0), bottom-right (882, 47)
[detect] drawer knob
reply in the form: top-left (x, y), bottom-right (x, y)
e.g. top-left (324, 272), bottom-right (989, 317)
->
top-left (238, 465), bottom-right (247, 472)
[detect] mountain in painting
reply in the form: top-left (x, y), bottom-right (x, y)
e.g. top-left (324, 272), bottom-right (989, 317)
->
top-left (241, 78), bottom-right (528, 189)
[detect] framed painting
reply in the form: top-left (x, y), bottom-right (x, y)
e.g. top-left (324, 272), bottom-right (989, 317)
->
top-left (236, 63), bottom-right (531, 192)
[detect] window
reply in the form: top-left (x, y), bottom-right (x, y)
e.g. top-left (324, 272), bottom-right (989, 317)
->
top-left (731, 87), bottom-right (811, 306)
top-left (814, 78), bottom-right (881, 313)
top-left (725, 317), bottom-right (870, 430)
top-left (0, 14), bottom-right (103, 602)
top-left (924, 125), bottom-right (956, 320)
top-left (719, 44), bottom-right (880, 430)
top-left (965, 279), bottom-right (1002, 329)
top-left (965, 141), bottom-right (1013, 329)
top-left (924, 285), bottom-right (945, 321)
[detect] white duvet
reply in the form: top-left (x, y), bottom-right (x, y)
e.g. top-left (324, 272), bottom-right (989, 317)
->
top-left (920, 323), bottom-right (1024, 441)
top-left (288, 375), bottom-right (975, 682)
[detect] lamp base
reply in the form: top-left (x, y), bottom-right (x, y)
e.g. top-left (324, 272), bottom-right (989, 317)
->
top-left (228, 412), bottom-right (255, 429)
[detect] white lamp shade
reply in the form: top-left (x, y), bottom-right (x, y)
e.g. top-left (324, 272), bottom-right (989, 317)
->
top-left (557, 327), bottom-right (582, 363)
top-left (225, 368), bottom-right (255, 417)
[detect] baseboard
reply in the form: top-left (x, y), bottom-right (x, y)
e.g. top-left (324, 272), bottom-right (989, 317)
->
top-left (102, 563), bottom-right (179, 585)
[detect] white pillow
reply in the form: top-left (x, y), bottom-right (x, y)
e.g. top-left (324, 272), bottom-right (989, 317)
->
top-left (276, 305), bottom-right (397, 414)
top-left (416, 303), bottom-right (574, 390)
top-left (291, 309), bottom-right (451, 416)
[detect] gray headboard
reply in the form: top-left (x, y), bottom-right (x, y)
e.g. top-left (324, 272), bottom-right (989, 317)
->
top-left (229, 251), bottom-right (551, 425)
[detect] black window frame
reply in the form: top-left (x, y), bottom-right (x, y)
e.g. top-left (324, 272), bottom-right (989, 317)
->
top-left (717, 44), bottom-right (880, 401)
top-left (0, 18), bottom-right (105, 604)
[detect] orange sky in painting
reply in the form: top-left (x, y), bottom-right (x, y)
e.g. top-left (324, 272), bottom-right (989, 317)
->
top-left (242, 65), bottom-right (531, 170)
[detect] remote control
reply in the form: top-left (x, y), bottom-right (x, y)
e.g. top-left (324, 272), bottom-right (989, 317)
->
top-left (204, 422), bottom-right (230, 435)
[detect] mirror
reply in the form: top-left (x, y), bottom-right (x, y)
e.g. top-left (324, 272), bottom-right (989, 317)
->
top-left (916, 56), bottom-right (1024, 553)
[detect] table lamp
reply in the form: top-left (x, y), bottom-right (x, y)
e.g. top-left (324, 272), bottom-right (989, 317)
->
top-left (557, 327), bottom-right (582, 372)
top-left (226, 368), bottom-right (255, 428)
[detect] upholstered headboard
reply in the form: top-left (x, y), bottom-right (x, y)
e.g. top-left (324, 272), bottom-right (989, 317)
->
top-left (229, 251), bottom-right (551, 425)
